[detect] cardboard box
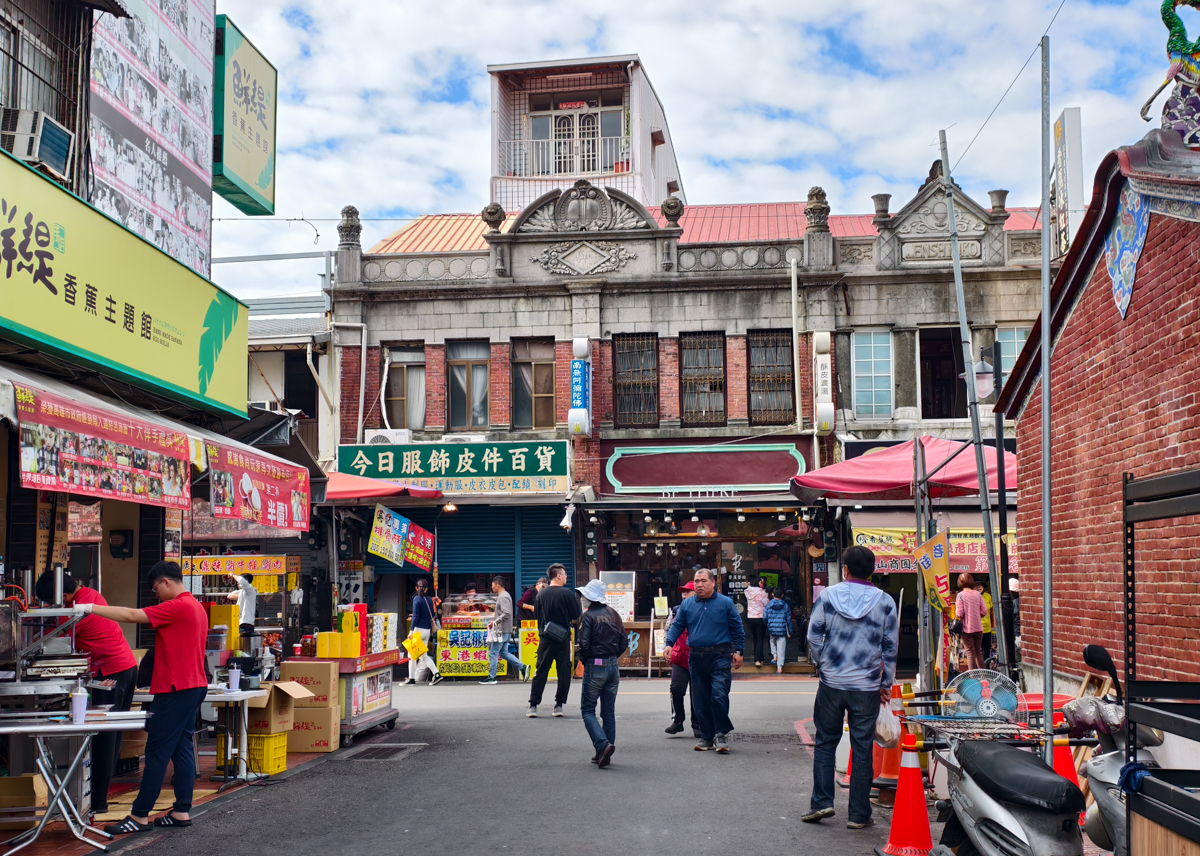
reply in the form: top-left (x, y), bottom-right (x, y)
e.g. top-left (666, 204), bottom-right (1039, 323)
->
top-left (0, 775), bottom-right (48, 831)
top-left (119, 730), bottom-right (147, 760)
top-left (288, 704), bottom-right (341, 753)
top-left (279, 660), bottom-right (340, 707)
top-left (316, 631), bottom-right (341, 658)
top-left (245, 681), bottom-right (315, 734)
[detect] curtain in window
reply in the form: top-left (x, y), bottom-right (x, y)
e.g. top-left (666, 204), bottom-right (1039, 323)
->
top-left (471, 364), bottom-right (489, 428)
top-left (513, 363), bottom-right (534, 428)
top-left (448, 341), bottom-right (489, 360)
top-left (406, 365), bottom-right (426, 431)
top-left (450, 365), bottom-right (467, 427)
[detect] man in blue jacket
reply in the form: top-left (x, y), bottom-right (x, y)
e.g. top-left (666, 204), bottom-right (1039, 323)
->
top-left (663, 568), bottom-right (745, 754)
top-left (802, 545), bottom-right (898, 830)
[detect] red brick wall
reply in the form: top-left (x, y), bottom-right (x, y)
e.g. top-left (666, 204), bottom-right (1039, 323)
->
top-left (490, 342), bottom-right (510, 428)
top-left (596, 339), bottom-right (613, 423)
top-left (1015, 213), bottom-right (1200, 682)
top-left (338, 345), bottom-right (381, 443)
top-left (424, 344), bottom-right (446, 431)
top-left (727, 335), bottom-right (747, 420)
top-left (555, 341), bottom-right (573, 426)
top-left (659, 337), bottom-right (678, 423)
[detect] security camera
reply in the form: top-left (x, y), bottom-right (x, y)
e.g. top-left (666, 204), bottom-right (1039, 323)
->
top-left (560, 504), bottom-right (576, 531)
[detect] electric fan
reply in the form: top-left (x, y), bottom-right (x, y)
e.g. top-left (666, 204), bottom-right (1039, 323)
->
top-left (941, 669), bottom-right (1028, 724)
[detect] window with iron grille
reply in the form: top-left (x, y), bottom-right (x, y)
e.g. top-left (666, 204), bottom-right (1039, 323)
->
top-left (447, 341), bottom-right (490, 430)
top-left (680, 332), bottom-right (726, 427)
top-left (748, 330), bottom-right (795, 425)
top-left (613, 333), bottom-right (658, 427)
top-left (512, 338), bottom-right (556, 430)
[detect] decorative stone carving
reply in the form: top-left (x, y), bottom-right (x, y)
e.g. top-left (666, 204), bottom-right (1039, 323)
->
top-left (805, 187), bottom-right (830, 232)
top-left (1009, 236), bottom-right (1041, 258)
top-left (516, 180), bottom-right (651, 234)
top-left (530, 241), bottom-right (636, 276)
top-left (895, 195), bottom-right (986, 236)
top-left (661, 195), bottom-right (685, 226)
top-left (872, 193), bottom-right (892, 227)
top-left (480, 202), bottom-right (505, 232)
top-left (840, 243), bottom-right (873, 265)
top-left (338, 205), bottom-right (361, 248)
top-left (902, 240), bottom-right (981, 262)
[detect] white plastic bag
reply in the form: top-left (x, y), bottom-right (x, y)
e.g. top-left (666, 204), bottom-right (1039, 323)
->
top-left (875, 702), bottom-right (901, 749)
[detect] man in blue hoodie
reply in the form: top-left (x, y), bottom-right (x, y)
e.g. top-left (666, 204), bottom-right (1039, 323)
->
top-left (802, 545), bottom-right (898, 830)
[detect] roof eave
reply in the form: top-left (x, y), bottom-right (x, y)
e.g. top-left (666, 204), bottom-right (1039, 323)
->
top-left (486, 55), bottom-right (641, 75)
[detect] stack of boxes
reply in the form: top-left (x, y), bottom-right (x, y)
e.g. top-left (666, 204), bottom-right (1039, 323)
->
top-left (366, 613), bottom-right (398, 654)
top-left (279, 661), bottom-right (341, 753)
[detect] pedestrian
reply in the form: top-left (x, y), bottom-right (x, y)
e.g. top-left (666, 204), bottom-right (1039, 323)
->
top-left (803, 545), bottom-right (898, 830)
top-left (663, 568), bottom-right (745, 753)
top-left (955, 574), bottom-right (987, 671)
top-left (527, 563), bottom-right (581, 718)
top-left (665, 581), bottom-right (699, 738)
top-left (403, 578), bottom-right (442, 686)
top-left (224, 573), bottom-right (257, 651)
top-left (973, 579), bottom-right (994, 663)
top-left (575, 579), bottom-right (628, 768)
top-left (481, 576), bottom-right (529, 684)
top-left (35, 571), bottom-right (136, 817)
top-left (763, 587), bottom-right (793, 674)
top-left (516, 576), bottom-right (547, 626)
top-left (78, 561), bottom-right (208, 833)
top-left (743, 575), bottom-right (770, 666)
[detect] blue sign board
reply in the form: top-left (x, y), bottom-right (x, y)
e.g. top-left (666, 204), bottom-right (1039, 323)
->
top-left (570, 359), bottom-right (590, 409)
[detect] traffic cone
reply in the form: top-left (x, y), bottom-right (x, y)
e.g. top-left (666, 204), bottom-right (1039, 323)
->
top-left (838, 751), bottom-right (852, 789)
top-left (875, 734), bottom-right (933, 856)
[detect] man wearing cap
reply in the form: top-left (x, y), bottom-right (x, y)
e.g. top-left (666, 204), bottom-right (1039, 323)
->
top-left (665, 581), bottom-right (699, 738)
top-left (575, 579), bottom-right (628, 768)
top-left (663, 568), bottom-right (745, 753)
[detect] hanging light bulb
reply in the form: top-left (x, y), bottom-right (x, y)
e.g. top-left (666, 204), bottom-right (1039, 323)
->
top-left (670, 543), bottom-right (679, 556)
top-left (669, 522), bottom-right (679, 535)
top-left (779, 513), bottom-right (786, 521)
top-left (655, 546), bottom-right (663, 557)
top-left (611, 544), bottom-right (619, 555)
top-left (696, 522), bottom-right (711, 538)
top-left (643, 510), bottom-right (652, 523)
top-left (664, 509), bottom-right (673, 522)
top-left (637, 547), bottom-right (646, 557)
top-left (690, 509), bottom-right (699, 522)
top-left (736, 508), bottom-right (745, 523)
top-left (699, 544), bottom-right (708, 556)
top-left (646, 521), bottom-right (659, 537)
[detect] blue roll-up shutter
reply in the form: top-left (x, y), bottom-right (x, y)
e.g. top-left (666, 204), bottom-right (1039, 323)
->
top-left (368, 506), bottom-right (516, 577)
top-left (518, 505), bottom-right (575, 590)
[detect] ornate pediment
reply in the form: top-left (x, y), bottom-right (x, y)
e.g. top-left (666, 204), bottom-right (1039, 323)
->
top-left (530, 241), bottom-right (636, 276)
top-left (894, 193), bottom-right (987, 238)
top-left (512, 180), bottom-right (653, 234)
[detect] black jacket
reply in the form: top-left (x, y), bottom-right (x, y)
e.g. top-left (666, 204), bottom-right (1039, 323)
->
top-left (577, 603), bottom-right (629, 661)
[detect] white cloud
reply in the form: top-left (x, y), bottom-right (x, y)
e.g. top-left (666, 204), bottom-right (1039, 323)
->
top-left (210, 0), bottom-right (1179, 297)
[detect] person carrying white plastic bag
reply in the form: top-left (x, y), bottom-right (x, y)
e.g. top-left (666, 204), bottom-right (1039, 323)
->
top-left (874, 699), bottom-right (902, 749)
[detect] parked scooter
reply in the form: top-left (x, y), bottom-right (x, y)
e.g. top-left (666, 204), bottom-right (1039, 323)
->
top-left (1062, 644), bottom-right (1162, 856)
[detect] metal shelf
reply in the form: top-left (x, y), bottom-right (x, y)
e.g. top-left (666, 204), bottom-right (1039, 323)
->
top-left (1129, 702), bottom-right (1200, 744)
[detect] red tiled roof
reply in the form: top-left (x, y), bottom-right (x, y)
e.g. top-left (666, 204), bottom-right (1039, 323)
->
top-left (368, 205), bottom-right (1041, 255)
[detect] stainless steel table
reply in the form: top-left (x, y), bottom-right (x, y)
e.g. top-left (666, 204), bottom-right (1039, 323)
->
top-left (0, 711), bottom-right (148, 855)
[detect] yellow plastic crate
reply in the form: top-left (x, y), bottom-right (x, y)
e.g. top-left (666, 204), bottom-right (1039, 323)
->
top-left (215, 731), bottom-right (288, 776)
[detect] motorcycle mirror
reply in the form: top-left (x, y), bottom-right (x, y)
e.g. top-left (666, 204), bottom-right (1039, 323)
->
top-left (1083, 645), bottom-right (1123, 702)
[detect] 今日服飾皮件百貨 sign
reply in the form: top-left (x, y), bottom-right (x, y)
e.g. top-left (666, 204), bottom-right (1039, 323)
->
top-left (338, 440), bottom-right (570, 494)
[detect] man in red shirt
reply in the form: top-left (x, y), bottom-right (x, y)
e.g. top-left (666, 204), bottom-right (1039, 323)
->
top-left (77, 561), bottom-right (208, 833)
top-left (35, 573), bottom-right (136, 816)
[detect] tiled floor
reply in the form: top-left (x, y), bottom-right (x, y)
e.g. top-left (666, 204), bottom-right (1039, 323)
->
top-left (0, 745), bottom-right (322, 856)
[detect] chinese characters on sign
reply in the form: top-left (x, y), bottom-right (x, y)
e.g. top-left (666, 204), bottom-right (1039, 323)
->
top-left (436, 629), bottom-right (506, 678)
top-left (852, 527), bottom-right (1018, 577)
top-left (206, 442), bottom-right (309, 532)
top-left (366, 504), bottom-right (409, 566)
top-left (15, 384), bottom-right (191, 509)
top-left (181, 556), bottom-right (286, 575)
top-left (337, 440), bottom-right (569, 495)
top-left (213, 16), bottom-right (277, 215)
top-left (402, 522), bottom-right (434, 571)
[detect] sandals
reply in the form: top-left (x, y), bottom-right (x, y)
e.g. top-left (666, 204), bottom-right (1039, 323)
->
top-left (153, 813), bottom-right (193, 828)
top-left (104, 817), bottom-right (152, 835)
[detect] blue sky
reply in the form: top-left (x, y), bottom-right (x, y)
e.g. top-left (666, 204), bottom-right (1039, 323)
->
top-left (210, 0), bottom-right (1180, 297)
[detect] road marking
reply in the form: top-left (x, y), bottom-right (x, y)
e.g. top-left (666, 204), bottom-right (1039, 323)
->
top-left (794, 718), bottom-right (815, 746)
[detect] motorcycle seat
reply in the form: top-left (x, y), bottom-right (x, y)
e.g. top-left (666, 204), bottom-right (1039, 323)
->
top-left (958, 740), bottom-right (1086, 814)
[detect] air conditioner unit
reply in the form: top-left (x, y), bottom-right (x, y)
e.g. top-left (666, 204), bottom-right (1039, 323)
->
top-left (364, 429), bottom-right (411, 445)
top-left (441, 434), bottom-right (487, 444)
top-left (0, 109), bottom-right (75, 181)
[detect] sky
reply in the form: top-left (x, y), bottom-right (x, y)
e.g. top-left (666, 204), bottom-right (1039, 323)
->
top-left (209, 0), bottom-right (1181, 299)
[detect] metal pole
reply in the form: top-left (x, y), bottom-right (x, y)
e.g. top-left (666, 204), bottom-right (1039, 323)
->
top-left (791, 259), bottom-right (819, 470)
top-left (993, 344), bottom-right (1014, 676)
top-left (937, 131), bottom-right (1008, 673)
top-left (1040, 35), bottom-right (1055, 764)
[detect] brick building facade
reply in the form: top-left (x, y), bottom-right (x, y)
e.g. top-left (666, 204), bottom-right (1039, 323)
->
top-left (998, 129), bottom-right (1200, 690)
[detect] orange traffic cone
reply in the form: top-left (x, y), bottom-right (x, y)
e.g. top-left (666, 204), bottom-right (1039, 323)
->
top-left (838, 751), bottom-right (852, 789)
top-left (1053, 739), bottom-right (1078, 785)
top-left (875, 734), bottom-right (933, 856)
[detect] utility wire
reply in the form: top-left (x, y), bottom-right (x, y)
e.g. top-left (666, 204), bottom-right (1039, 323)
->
top-left (952, 0), bottom-right (1069, 172)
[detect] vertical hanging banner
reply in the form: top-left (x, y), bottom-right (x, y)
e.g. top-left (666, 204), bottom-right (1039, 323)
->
top-left (205, 442), bottom-right (309, 531)
top-left (813, 331), bottom-right (835, 436)
top-left (15, 384), bottom-right (191, 508)
top-left (913, 530), bottom-right (952, 613)
top-left (568, 337), bottom-right (592, 438)
top-left (366, 504), bottom-right (409, 566)
top-left (164, 508), bottom-right (182, 560)
top-left (212, 15), bottom-right (277, 216)
top-left (402, 521), bottom-right (434, 571)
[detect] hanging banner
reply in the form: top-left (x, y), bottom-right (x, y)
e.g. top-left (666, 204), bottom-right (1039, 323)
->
top-left (402, 521), bottom-right (434, 571)
top-left (164, 508), bottom-right (182, 559)
top-left (68, 501), bottom-right (103, 543)
top-left (205, 442), bottom-right (309, 531)
top-left (213, 15), bottom-right (277, 216)
top-left (913, 530), bottom-right (952, 613)
top-left (852, 526), bottom-right (1018, 577)
top-left (182, 555), bottom-right (285, 575)
top-left (15, 383), bottom-right (190, 508)
top-left (367, 504), bottom-right (408, 566)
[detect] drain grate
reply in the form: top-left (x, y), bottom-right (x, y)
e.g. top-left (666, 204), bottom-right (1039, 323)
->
top-left (351, 746), bottom-right (409, 760)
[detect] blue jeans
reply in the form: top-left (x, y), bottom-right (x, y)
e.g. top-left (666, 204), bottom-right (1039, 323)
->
top-left (487, 637), bottom-right (523, 679)
top-left (810, 682), bottom-right (880, 824)
top-left (689, 650), bottom-right (734, 741)
top-left (132, 686), bottom-right (207, 817)
top-left (579, 660), bottom-right (620, 750)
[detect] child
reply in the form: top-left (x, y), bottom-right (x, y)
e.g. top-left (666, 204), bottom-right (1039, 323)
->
top-left (763, 588), bottom-right (793, 674)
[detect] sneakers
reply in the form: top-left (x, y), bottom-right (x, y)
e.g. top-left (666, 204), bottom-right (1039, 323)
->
top-left (401, 678), bottom-right (415, 686)
top-left (430, 674), bottom-right (443, 686)
top-left (520, 665), bottom-right (531, 682)
top-left (755, 661), bottom-right (763, 667)
top-left (526, 705), bottom-right (538, 718)
top-left (597, 743), bottom-right (615, 769)
top-left (693, 728), bottom-right (703, 740)
top-left (478, 678), bottom-right (498, 685)
top-left (714, 733), bottom-right (730, 753)
top-left (591, 746), bottom-right (602, 764)
top-left (553, 704), bottom-right (564, 717)
top-left (694, 739), bottom-right (714, 751)
top-left (846, 818), bottom-right (874, 830)
top-left (665, 721), bottom-right (684, 735)
top-left (801, 807), bottom-right (835, 824)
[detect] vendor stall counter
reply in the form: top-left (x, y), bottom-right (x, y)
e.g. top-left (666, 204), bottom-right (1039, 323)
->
top-left (287, 649), bottom-right (399, 745)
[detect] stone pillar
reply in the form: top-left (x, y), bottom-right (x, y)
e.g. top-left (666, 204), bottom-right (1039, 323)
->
top-left (804, 187), bottom-right (833, 271)
top-left (336, 205), bottom-right (362, 289)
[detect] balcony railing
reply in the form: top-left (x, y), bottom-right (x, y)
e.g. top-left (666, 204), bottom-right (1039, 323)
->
top-left (498, 137), bottom-right (631, 178)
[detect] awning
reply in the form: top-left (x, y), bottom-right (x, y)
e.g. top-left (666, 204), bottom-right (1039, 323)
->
top-left (0, 361), bottom-right (312, 531)
top-left (324, 471), bottom-right (443, 503)
top-left (791, 436), bottom-right (1016, 503)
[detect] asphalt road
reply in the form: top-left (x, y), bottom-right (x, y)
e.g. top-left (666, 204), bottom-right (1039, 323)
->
top-left (136, 676), bottom-right (906, 856)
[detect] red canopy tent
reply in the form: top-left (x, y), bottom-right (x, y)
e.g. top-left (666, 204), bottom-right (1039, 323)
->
top-left (324, 471), bottom-right (443, 502)
top-left (789, 436), bottom-right (1017, 502)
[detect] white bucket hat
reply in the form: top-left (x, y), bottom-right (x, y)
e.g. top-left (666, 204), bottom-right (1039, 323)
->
top-left (577, 579), bottom-right (608, 604)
